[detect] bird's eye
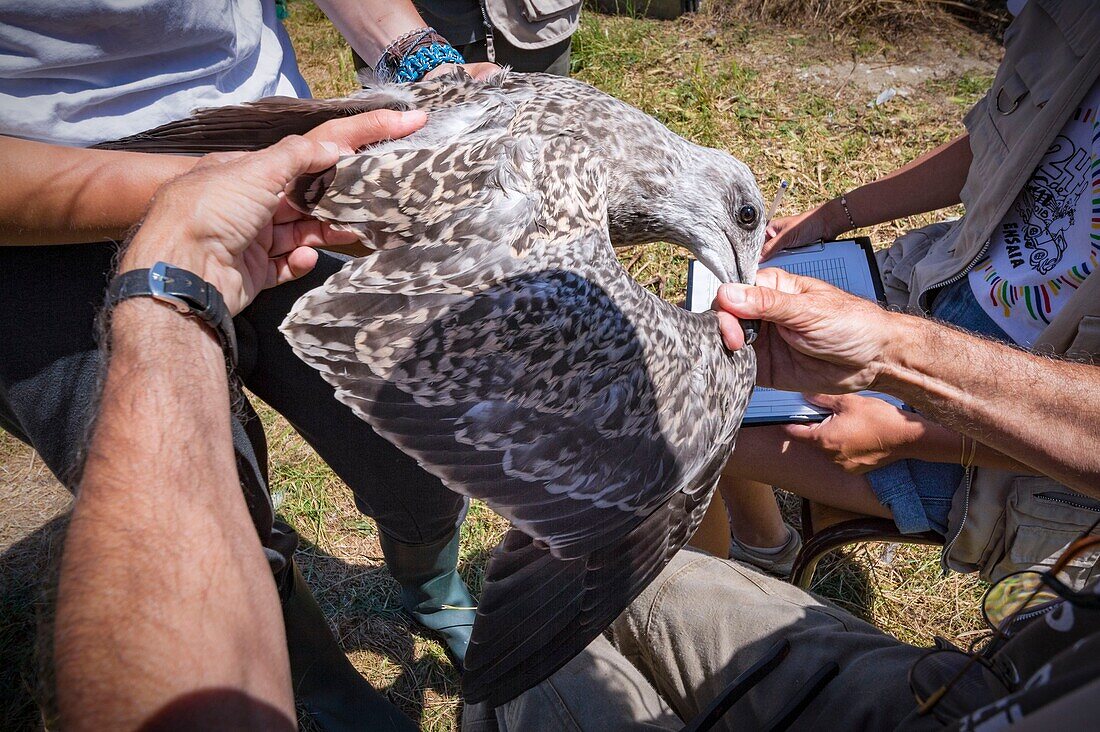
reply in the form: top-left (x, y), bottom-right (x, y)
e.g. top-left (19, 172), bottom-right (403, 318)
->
top-left (737, 204), bottom-right (758, 227)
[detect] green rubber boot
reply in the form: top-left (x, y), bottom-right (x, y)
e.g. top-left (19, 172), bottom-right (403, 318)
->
top-left (379, 527), bottom-right (477, 667)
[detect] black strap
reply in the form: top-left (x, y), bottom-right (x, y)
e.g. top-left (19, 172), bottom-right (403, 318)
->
top-left (106, 264), bottom-right (238, 366)
top-left (680, 639), bottom-right (791, 732)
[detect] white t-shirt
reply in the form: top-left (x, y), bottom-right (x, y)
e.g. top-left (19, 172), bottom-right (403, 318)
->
top-left (967, 77), bottom-right (1100, 347)
top-left (0, 0), bottom-right (311, 148)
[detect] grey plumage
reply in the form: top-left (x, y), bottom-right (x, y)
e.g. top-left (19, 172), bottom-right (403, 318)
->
top-left (108, 72), bottom-right (765, 705)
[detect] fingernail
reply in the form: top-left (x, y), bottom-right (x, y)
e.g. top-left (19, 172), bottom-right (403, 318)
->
top-left (319, 141), bottom-right (340, 156)
top-left (720, 284), bottom-right (747, 304)
top-left (400, 110), bottom-right (427, 122)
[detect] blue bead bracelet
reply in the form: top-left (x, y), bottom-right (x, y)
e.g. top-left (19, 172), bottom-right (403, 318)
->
top-left (394, 43), bottom-right (466, 83)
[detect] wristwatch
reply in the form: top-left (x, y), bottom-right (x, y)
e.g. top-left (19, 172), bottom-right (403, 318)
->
top-left (106, 261), bottom-right (239, 367)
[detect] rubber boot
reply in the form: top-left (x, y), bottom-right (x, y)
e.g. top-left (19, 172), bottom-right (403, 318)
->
top-left (379, 527), bottom-right (477, 667)
top-left (283, 562), bottom-right (417, 732)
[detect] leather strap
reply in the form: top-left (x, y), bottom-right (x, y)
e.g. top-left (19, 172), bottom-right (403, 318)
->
top-left (106, 262), bottom-right (238, 366)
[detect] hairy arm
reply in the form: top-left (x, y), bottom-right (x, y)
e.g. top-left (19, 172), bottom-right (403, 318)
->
top-left (878, 315), bottom-right (1099, 492)
top-left (53, 297), bottom-right (294, 730)
top-left (51, 131), bottom-right (382, 730)
top-left (0, 135), bottom-right (196, 245)
top-left (715, 269), bottom-right (1100, 496)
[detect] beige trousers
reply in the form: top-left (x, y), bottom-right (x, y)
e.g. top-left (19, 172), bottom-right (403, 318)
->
top-left (475, 550), bottom-right (927, 731)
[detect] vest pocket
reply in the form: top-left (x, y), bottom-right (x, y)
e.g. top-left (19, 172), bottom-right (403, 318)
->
top-left (1066, 315), bottom-right (1100, 360)
top-left (520, 0), bottom-right (580, 20)
top-left (1000, 480), bottom-right (1100, 589)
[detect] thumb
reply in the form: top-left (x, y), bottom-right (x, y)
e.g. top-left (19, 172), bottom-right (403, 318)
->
top-left (716, 281), bottom-right (804, 325)
top-left (781, 421), bottom-right (819, 443)
top-left (227, 135), bottom-right (342, 196)
top-left (270, 246), bottom-right (320, 289)
top-left (307, 109), bottom-right (427, 153)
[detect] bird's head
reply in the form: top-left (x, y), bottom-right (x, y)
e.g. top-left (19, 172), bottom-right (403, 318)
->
top-left (676, 147), bottom-right (767, 286)
top-left (606, 144), bottom-right (766, 286)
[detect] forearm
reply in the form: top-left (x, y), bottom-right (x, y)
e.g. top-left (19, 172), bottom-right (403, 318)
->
top-left (315, 0), bottom-right (431, 67)
top-left (0, 136), bottom-right (196, 245)
top-left (827, 134), bottom-right (972, 234)
top-left (55, 300), bottom-right (292, 729)
top-left (879, 316), bottom-right (1100, 494)
top-left (903, 421), bottom-right (1039, 473)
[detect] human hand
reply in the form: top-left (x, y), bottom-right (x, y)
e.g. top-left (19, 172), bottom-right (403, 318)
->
top-left (302, 108), bottom-right (428, 154)
top-left (120, 110), bottom-right (425, 315)
top-left (713, 268), bottom-right (902, 394)
top-left (424, 62), bottom-right (503, 81)
top-left (782, 394), bottom-right (927, 474)
top-left (762, 200), bottom-right (847, 260)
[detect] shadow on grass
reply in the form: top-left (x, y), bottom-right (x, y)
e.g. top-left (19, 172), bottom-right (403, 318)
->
top-left (291, 537), bottom-right (497, 731)
top-left (807, 550), bottom-right (877, 623)
top-left (0, 509), bottom-right (486, 732)
top-left (1, 513), bottom-right (66, 732)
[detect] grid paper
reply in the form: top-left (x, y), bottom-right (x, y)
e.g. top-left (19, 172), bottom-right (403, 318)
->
top-left (782, 257), bottom-right (850, 291)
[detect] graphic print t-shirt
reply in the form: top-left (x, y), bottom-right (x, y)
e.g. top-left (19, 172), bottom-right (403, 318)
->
top-left (968, 79), bottom-right (1100, 347)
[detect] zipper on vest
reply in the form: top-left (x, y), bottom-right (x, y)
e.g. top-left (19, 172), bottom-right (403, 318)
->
top-left (1036, 491), bottom-right (1100, 512)
top-left (478, 0), bottom-right (496, 63)
top-left (918, 237), bottom-right (992, 313)
top-left (941, 466), bottom-right (974, 575)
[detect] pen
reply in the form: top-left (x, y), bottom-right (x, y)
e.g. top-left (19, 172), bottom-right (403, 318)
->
top-left (766, 179), bottom-right (788, 221)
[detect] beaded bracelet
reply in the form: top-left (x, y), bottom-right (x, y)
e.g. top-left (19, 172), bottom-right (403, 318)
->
top-left (375, 27), bottom-right (465, 83)
top-left (394, 43), bottom-right (465, 83)
top-left (838, 194), bottom-right (857, 229)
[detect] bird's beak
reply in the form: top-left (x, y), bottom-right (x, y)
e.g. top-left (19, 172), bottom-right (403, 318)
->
top-left (696, 231), bottom-right (760, 287)
top-left (700, 229), bottom-right (762, 345)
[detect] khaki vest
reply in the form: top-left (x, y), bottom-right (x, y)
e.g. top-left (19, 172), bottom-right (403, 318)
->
top-left (877, 0), bottom-right (1100, 587)
top-left (484, 0), bottom-right (581, 50)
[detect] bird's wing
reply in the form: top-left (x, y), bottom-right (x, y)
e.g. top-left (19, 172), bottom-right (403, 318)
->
top-left (281, 122), bottom-right (753, 703)
top-left (90, 88), bottom-right (416, 154)
top-left (90, 72), bottom-right (526, 155)
top-left (463, 445), bottom-right (728, 705)
top-left (282, 123), bottom-right (742, 553)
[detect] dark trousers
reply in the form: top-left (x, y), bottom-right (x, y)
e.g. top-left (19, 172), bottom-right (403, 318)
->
top-left (0, 243), bottom-right (465, 587)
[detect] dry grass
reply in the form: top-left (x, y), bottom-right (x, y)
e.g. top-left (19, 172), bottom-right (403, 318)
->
top-left (0, 3), bottom-right (1003, 730)
top-left (710, 0), bottom-right (1009, 37)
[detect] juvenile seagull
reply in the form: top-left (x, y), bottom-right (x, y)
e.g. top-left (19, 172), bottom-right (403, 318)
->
top-left (108, 73), bottom-right (765, 705)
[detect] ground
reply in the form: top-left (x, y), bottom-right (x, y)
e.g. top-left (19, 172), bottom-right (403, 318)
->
top-left (0, 3), bottom-right (1002, 730)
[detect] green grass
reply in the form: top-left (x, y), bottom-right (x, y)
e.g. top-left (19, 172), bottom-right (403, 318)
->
top-left (0, 3), bottom-right (1002, 730)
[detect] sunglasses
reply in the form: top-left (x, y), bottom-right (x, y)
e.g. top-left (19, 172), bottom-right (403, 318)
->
top-left (909, 516), bottom-right (1100, 721)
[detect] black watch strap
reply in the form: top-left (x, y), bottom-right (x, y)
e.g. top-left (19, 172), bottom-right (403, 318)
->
top-left (106, 262), bottom-right (238, 367)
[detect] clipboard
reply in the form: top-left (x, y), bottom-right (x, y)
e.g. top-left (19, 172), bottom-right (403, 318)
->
top-left (686, 238), bottom-right (905, 426)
